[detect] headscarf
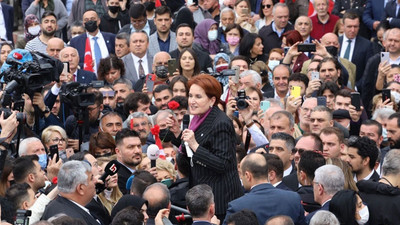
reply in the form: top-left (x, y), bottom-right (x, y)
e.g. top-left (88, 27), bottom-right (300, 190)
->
top-left (110, 194), bottom-right (148, 220)
top-left (213, 53), bottom-right (230, 86)
top-left (194, 19), bottom-right (220, 55)
top-left (24, 14), bottom-right (40, 41)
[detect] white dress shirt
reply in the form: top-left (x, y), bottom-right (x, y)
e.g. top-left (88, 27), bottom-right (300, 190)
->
top-left (0, 4), bottom-right (7, 41)
top-left (340, 34), bottom-right (356, 61)
top-left (131, 52), bottom-right (149, 80)
top-left (87, 31), bottom-right (109, 73)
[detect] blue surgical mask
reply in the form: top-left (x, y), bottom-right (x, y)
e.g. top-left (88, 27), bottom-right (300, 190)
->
top-left (382, 127), bottom-right (388, 142)
top-left (38, 154), bottom-right (48, 170)
top-left (208, 30), bottom-right (218, 42)
top-left (268, 60), bottom-right (280, 71)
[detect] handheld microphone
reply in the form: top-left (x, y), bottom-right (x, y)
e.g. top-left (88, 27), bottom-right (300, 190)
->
top-left (96, 160), bottom-right (120, 194)
top-left (181, 115), bottom-right (193, 157)
top-left (147, 144), bottom-right (159, 168)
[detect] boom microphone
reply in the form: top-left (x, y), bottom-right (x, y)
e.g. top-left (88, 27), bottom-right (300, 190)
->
top-left (147, 144), bottom-right (159, 168)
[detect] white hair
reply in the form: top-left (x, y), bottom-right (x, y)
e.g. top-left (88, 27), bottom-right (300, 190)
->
top-left (58, 160), bottom-right (92, 193)
top-left (310, 210), bottom-right (340, 225)
top-left (239, 70), bottom-right (262, 86)
top-left (19, 137), bottom-right (41, 156)
top-left (314, 165), bottom-right (344, 196)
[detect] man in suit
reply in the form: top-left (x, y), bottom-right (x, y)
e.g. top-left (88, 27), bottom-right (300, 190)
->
top-left (59, 47), bottom-right (97, 84)
top-left (0, 2), bottom-right (14, 43)
top-left (259, 3), bottom-right (293, 56)
top-left (346, 136), bottom-right (380, 182)
top-left (263, 154), bottom-right (291, 191)
top-left (118, 3), bottom-right (156, 36)
top-left (122, 31), bottom-right (153, 86)
top-left (42, 160), bottom-right (100, 225)
top-left (381, 0), bottom-right (400, 29)
top-left (339, 12), bottom-right (373, 90)
top-left (295, 16), bottom-right (314, 44)
top-left (70, 9), bottom-right (116, 74)
top-left (223, 153), bottom-right (306, 225)
top-left (296, 151), bottom-right (325, 214)
top-left (306, 164), bottom-right (345, 223)
top-left (115, 128), bottom-right (144, 194)
top-left (269, 132), bottom-right (296, 177)
top-left (115, 33), bottom-right (130, 58)
top-left (186, 184), bottom-right (219, 225)
top-left (148, 6), bottom-right (177, 58)
top-left (169, 23), bottom-right (213, 72)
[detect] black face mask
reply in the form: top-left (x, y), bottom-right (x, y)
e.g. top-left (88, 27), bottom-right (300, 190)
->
top-left (325, 46), bottom-right (338, 57)
top-left (109, 6), bottom-right (120, 14)
top-left (159, 128), bottom-right (175, 142)
top-left (85, 20), bottom-right (98, 33)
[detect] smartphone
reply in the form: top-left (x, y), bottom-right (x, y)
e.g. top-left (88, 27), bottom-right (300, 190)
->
top-left (311, 71), bottom-right (320, 80)
top-left (351, 92), bottom-right (361, 111)
top-left (297, 43), bottom-right (316, 52)
top-left (317, 96), bottom-right (327, 106)
top-left (241, 8), bottom-right (249, 15)
top-left (381, 52), bottom-right (390, 63)
top-left (382, 89), bottom-right (391, 103)
top-left (260, 100), bottom-right (270, 112)
top-left (232, 66), bottom-right (240, 84)
top-left (168, 59), bottom-right (177, 76)
top-left (284, 47), bottom-right (290, 55)
top-left (146, 74), bottom-right (156, 92)
top-left (49, 145), bottom-right (59, 162)
top-left (62, 62), bottom-right (70, 74)
top-left (233, 111), bottom-right (239, 118)
top-left (290, 86), bottom-right (301, 98)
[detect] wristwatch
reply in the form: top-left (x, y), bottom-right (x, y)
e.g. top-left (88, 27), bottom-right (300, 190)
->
top-left (41, 106), bottom-right (50, 114)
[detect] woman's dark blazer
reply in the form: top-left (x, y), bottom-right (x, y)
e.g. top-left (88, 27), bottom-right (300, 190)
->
top-left (186, 106), bottom-right (243, 215)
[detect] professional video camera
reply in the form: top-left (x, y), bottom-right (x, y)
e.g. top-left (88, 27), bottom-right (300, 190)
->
top-left (206, 68), bottom-right (237, 77)
top-left (60, 81), bottom-right (104, 109)
top-left (0, 49), bottom-right (62, 99)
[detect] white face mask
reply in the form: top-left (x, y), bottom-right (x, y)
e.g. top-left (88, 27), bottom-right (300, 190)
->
top-left (268, 60), bottom-right (280, 71)
top-left (28, 25), bottom-right (41, 36)
top-left (357, 205), bottom-right (369, 225)
top-left (208, 30), bottom-right (218, 42)
top-left (382, 127), bottom-right (388, 141)
top-left (392, 91), bottom-right (400, 104)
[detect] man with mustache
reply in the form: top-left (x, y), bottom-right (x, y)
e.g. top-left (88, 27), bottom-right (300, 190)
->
top-left (386, 112), bottom-right (400, 150)
top-left (113, 78), bottom-right (134, 120)
top-left (25, 11), bottom-right (59, 54)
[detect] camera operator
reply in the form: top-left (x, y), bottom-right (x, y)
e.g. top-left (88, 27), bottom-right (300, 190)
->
top-left (64, 91), bottom-right (104, 151)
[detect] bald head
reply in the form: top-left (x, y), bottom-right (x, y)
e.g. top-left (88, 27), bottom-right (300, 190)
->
top-left (59, 47), bottom-right (80, 72)
top-left (142, 183), bottom-right (170, 217)
top-left (240, 153), bottom-right (268, 179)
top-left (152, 51), bottom-right (171, 72)
top-left (321, 33), bottom-right (340, 48)
top-left (46, 37), bottom-right (64, 59)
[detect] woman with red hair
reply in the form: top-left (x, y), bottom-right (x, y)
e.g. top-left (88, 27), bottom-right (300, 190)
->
top-left (281, 30), bottom-right (310, 73)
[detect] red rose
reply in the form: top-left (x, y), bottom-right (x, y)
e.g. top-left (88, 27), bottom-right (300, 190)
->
top-left (168, 100), bottom-right (180, 110)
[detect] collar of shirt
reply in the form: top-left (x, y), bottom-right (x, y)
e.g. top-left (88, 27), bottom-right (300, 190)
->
top-left (157, 32), bottom-right (171, 43)
top-left (131, 52), bottom-right (147, 63)
top-left (273, 88), bottom-right (289, 101)
top-left (130, 20), bottom-right (151, 36)
top-left (68, 198), bottom-right (92, 215)
top-left (283, 164), bottom-right (293, 177)
top-left (317, 13), bottom-right (331, 25)
top-left (353, 169), bottom-right (375, 182)
top-left (272, 180), bottom-right (282, 187)
top-left (389, 55), bottom-right (400, 65)
top-left (118, 160), bottom-right (136, 173)
top-left (87, 31), bottom-right (102, 40)
top-left (304, 36), bottom-right (311, 43)
top-left (271, 21), bottom-right (285, 38)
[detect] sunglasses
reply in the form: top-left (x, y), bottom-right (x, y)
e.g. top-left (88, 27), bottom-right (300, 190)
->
top-left (292, 148), bottom-right (306, 154)
top-left (262, 4), bottom-right (272, 9)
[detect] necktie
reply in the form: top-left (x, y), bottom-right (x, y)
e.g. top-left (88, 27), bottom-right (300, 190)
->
top-left (343, 39), bottom-right (352, 60)
top-left (93, 36), bottom-right (102, 67)
top-left (138, 59), bottom-right (145, 78)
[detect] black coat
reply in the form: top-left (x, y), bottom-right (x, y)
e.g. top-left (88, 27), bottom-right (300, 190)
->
top-left (169, 47), bottom-right (213, 73)
top-left (358, 180), bottom-right (400, 225)
top-left (185, 106), bottom-right (243, 215)
top-left (259, 23), bottom-right (294, 56)
top-left (116, 161), bottom-right (134, 194)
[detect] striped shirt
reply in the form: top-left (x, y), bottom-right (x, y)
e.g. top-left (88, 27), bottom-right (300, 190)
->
top-left (25, 36), bottom-right (48, 54)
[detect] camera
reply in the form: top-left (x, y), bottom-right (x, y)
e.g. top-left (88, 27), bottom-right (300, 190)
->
top-left (15, 209), bottom-right (31, 225)
top-left (208, 68), bottom-right (236, 77)
top-left (155, 65), bottom-right (168, 78)
top-left (235, 90), bottom-right (249, 110)
top-left (0, 108), bottom-right (25, 122)
top-left (60, 81), bottom-right (104, 109)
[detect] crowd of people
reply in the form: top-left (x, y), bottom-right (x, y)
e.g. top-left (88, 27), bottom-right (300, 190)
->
top-left (0, 0), bottom-right (399, 224)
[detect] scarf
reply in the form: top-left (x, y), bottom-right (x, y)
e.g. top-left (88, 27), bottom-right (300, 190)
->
top-left (194, 19), bottom-right (220, 55)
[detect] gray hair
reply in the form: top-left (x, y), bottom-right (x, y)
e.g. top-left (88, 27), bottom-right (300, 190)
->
top-left (153, 109), bottom-right (174, 125)
top-left (19, 137), bottom-right (41, 156)
top-left (270, 110), bottom-right (295, 128)
top-left (239, 70), bottom-right (262, 86)
top-left (372, 107), bottom-right (396, 121)
top-left (295, 16), bottom-right (312, 27)
top-left (185, 184), bottom-right (214, 218)
top-left (220, 7), bottom-right (235, 17)
top-left (310, 210), bottom-right (340, 225)
top-left (113, 78), bottom-right (133, 89)
top-left (271, 132), bottom-right (295, 152)
top-left (272, 3), bottom-right (288, 15)
top-left (382, 149), bottom-right (400, 176)
top-left (58, 160), bottom-right (91, 193)
top-left (314, 165), bottom-right (344, 196)
top-left (311, 106), bottom-right (333, 121)
top-left (116, 32), bottom-right (130, 46)
top-left (265, 98), bottom-right (284, 108)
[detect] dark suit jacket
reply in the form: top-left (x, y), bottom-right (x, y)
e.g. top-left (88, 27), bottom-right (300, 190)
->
top-left (41, 196), bottom-right (100, 225)
top-left (276, 181), bottom-right (292, 191)
top-left (282, 173), bottom-right (299, 192)
top-left (192, 222), bottom-right (213, 225)
top-left (223, 183), bottom-right (306, 225)
top-left (69, 32), bottom-right (116, 69)
top-left (1, 3), bottom-right (14, 43)
top-left (86, 197), bottom-right (111, 225)
top-left (370, 170), bottom-right (380, 181)
top-left (116, 160), bottom-right (133, 194)
top-left (339, 35), bottom-right (373, 89)
top-left (360, 53), bottom-right (380, 115)
top-left (382, 0), bottom-right (400, 28)
top-left (259, 22), bottom-right (294, 56)
top-left (77, 69), bottom-right (97, 84)
top-left (118, 20), bottom-right (157, 35)
top-left (305, 200), bottom-right (330, 224)
top-left (186, 106), bottom-right (243, 215)
top-left (363, 0), bottom-right (385, 31)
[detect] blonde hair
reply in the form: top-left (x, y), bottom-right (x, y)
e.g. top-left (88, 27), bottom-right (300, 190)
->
top-left (156, 158), bottom-right (177, 181)
top-left (41, 125), bottom-right (68, 146)
top-left (97, 155), bottom-right (123, 214)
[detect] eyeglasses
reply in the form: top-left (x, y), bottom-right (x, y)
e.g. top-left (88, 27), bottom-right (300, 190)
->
top-left (292, 148), bottom-right (306, 154)
top-left (51, 138), bottom-right (66, 143)
top-left (262, 4), bottom-right (272, 9)
top-left (132, 121), bottom-right (149, 128)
